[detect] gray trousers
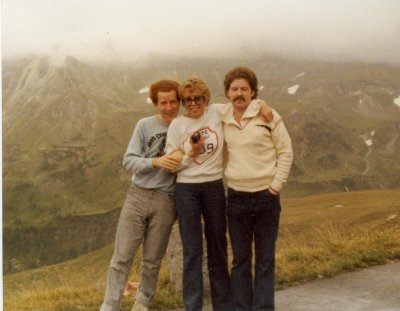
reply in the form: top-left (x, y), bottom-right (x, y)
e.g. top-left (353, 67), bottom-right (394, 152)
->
top-left (100, 184), bottom-right (176, 311)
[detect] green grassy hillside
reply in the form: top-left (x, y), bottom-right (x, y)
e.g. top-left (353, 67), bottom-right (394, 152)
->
top-left (4, 189), bottom-right (400, 311)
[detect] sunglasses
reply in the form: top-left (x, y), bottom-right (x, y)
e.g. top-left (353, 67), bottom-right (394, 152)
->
top-left (182, 95), bottom-right (206, 107)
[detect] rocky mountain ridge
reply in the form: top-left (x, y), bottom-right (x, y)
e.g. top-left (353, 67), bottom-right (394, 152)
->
top-left (3, 54), bottom-right (400, 272)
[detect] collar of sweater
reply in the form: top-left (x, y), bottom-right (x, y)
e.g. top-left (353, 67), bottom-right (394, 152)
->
top-left (222, 99), bottom-right (260, 125)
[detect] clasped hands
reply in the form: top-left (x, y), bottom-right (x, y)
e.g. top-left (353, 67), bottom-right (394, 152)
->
top-left (153, 136), bottom-right (205, 171)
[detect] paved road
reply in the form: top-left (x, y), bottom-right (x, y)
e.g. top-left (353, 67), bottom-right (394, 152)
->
top-left (165, 261), bottom-right (400, 311)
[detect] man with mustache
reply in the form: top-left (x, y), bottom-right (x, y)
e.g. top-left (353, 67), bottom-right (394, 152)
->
top-left (221, 67), bottom-right (293, 311)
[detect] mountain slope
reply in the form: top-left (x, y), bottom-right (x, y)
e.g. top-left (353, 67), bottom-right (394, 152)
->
top-left (2, 54), bottom-right (400, 272)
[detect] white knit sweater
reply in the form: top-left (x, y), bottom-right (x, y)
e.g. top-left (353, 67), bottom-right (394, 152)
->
top-left (221, 100), bottom-right (293, 192)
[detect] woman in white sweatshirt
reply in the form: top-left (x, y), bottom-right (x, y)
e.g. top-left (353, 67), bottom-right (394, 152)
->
top-left (166, 76), bottom-right (272, 311)
top-left (166, 77), bottom-right (232, 311)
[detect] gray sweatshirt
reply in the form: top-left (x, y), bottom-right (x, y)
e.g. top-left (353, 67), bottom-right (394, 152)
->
top-left (123, 116), bottom-right (176, 194)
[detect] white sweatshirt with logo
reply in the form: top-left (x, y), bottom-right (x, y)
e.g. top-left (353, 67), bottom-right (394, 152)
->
top-left (166, 104), bottom-right (226, 183)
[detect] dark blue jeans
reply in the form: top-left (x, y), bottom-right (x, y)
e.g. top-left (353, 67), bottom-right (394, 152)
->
top-left (227, 188), bottom-right (281, 311)
top-left (175, 179), bottom-right (233, 311)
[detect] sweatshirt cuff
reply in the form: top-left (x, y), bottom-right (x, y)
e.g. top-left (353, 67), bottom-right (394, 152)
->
top-left (144, 158), bottom-right (154, 170)
top-left (181, 155), bottom-right (193, 166)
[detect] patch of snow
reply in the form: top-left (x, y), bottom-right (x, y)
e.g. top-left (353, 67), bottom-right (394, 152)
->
top-left (387, 214), bottom-right (397, 221)
top-left (139, 86), bottom-right (150, 94)
top-left (146, 97), bottom-right (152, 104)
top-left (371, 130), bottom-right (375, 136)
top-left (259, 86), bottom-right (265, 91)
top-left (288, 85), bottom-right (299, 95)
top-left (364, 139), bottom-right (373, 147)
top-left (292, 72), bottom-right (305, 81)
top-left (394, 95), bottom-right (400, 107)
top-left (333, 204), bottom-right (345, 208)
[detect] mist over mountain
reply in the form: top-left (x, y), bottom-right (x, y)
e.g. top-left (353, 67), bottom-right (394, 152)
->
top-left (4, 1), bottom-right (400, 65)
top-left (3, 54), bottom-right (400, 272)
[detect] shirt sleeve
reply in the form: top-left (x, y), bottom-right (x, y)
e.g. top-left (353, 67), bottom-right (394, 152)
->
top-left (269, 110), bottom-right (294, 192)
top-left (212, 103), bottom-right (231, 120)
top-left (122, 119), bottom-right (154, 173)
top-left (165, 119), bottom-right (181, 154)
top-left (165, 119), bottom-right (192, 172)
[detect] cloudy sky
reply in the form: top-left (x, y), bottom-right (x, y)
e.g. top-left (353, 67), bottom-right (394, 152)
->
top-left (2, 0), bottom-right (400, 64)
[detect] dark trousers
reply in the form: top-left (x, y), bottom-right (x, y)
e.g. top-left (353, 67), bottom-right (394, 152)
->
top-left (175, 179), bottom-right (233, 311)
top-left (227, 188), bottom-right (281, 311)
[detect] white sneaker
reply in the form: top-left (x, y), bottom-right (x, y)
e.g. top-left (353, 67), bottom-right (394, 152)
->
top-left (131, 301), bottom-right (149, 311)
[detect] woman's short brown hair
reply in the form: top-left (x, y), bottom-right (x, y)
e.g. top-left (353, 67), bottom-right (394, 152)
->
top-left (149, 79), bottom-right (180, 105)
top-left (223, 67), bottom-right (258, 99)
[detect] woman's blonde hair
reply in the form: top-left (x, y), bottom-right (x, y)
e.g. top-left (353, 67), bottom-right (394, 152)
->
top-left (180, 76), bottom-right (211, 104)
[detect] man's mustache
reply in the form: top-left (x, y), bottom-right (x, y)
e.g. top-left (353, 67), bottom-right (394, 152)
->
top-left (233, 96), bottom-right (246, 102)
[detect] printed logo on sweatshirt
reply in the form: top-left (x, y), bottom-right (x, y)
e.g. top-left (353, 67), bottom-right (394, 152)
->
top-left (183, 127), bottom-right (218, 164)
top-left (148, 132), bottom-right (167, 158)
